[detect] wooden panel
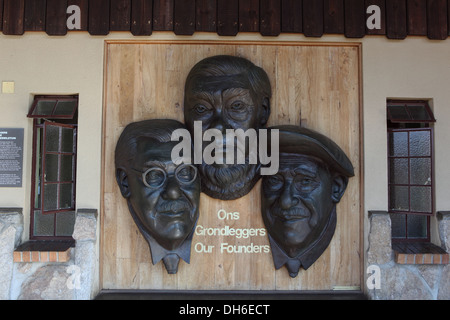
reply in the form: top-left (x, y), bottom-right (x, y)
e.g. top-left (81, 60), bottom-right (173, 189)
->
top-left (281, 0), bottom-right (302, 33)
top-left (365, 0), bottom-right (386, 35)
top-left (153, 0), bottom-right (174, 31)
top-left (324, 0), bottom-right (344, 34)
top-left (407, 0), bottom-right (426, 36)
top-left (131, 0), bottom-right (152, 36)
top-left (195, 0), bottom-right (216, 32)
top-left (2, 0), bottom-right (25, 35)
top-left (89, 0), bottom-right (110, 35)
top-left (102, 41), bottom-right (362, 291)
top-left (68, 0), bottom-right (89, 31)
top-left (0, 0), bottom-right (3, 31)
top-left (260, 0), bottom-right (281, 36)
top-left (344, 0), bottom-right (365, 38)
top-left (303, 0), bottom-right (324, 37)
top-left (110, 0), bottom-right (131, 31)
top-left (24, 0), bottom-right (46, 31)
top-left (217, 0), bottom-right (239, 36)
top-left (449, 0), bottom-right (450, 35)
top-left (386, 0), bottom-right (407, 39)
top-left (174, 0), bottom-right (195, 35)
top-left (239, 0), bottom-right (259, 32)
top-left (427, 0), bottom-right (448, 40)
top-left (46, 0), bottom-right (68, 35)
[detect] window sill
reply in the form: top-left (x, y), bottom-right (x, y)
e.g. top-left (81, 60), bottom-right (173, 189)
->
top-left (13, 240), bottom-right (74, 263)
top-left (393, 242), bottom-right (449, 265)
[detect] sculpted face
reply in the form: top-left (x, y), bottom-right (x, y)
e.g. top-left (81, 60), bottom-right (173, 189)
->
top-left (124, 139), bottom-right (200, 251)
top-left (262, 155), bottom-right (337, 258)
top-left (184, 55), bottom-right (271, 200)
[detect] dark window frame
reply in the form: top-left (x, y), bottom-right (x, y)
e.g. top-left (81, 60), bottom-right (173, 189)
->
top-left (387, 100), bottom-right (436, 123)
top-left (28, 95), bottom-right (78, 241)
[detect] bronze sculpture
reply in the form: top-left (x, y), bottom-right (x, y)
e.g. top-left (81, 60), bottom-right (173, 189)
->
top-left (183, 55), bottom-right (272, 200)
top-left (261, 125), bottom-right (354, 278)
top-left (115, 119), bottom-right (200, 274)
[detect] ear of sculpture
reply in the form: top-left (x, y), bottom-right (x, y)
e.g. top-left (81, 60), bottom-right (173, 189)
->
top-left (116, 168), bottom-right (131, 198)
top-left (260, 97), bottom-right (271, 126)
top-left (331, 174), bottom-right (349, 203)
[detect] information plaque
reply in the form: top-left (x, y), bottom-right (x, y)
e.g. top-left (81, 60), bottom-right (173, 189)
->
top-left (0, 128), bottom-right (24, 187)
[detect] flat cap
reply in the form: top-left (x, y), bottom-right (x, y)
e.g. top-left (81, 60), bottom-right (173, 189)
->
top-left (270, 125), bottom-right (355, 177)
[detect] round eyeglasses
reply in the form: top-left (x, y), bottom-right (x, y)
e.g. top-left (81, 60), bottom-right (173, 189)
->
top-left (137, 164), bottom-right (198, 189)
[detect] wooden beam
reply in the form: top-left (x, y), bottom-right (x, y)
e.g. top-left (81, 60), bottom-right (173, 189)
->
top-left (195, 0), bottom-right (216, 32)
top-left (217, 0), bottom-right (239, 36)
top-left (24, 0), bottom-right (46, 31)
top-left (407, 0), bottom-right (426, 36)
top-left (68, 0), bottom-right (89, 31)
top-left (2, 0), bottom-right (25, 35)
top-left (131, 0), bottom-right (152, 36)
top-left (386, 0), bottom-right (407, 39)
top-left (110, 0), bottom-right (131, 31)
top-left (303, 0), bottom-right (324, 37)
top-left (365, 0), bottom-right (386, 35)
top-left (46, 0), bottom-right (68, 35)
top-left (260, 0), bottom-right (281, 36)
top-left (239, 0), bottom-right (259, 32)
top-left (153, 0), bottom-right (174, 31)
top-left (174, 0), bottom-right (195, 35)
top-left (427, 0), bottom-right (448, 39)
top-left (344, 0), bottom-right (365, 38)
top-left (324, 0), bottom-right (344, 34)
top-left (281, 0), bottom-right (302, 33)
top-left (89, 0), bottom-right (110, 35)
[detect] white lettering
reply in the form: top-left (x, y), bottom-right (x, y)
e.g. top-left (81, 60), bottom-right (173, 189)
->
top-left (366, 5), bottom-right (381, 30)
top-left (66, 5), bottom-right (81, 30)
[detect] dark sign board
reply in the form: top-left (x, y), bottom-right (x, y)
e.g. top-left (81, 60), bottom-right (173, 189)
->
top-left (0, 128), bottom-right (24, 187)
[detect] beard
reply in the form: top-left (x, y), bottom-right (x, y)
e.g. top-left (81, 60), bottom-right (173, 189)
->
top-left (199, 160), bottom-right (260, 200)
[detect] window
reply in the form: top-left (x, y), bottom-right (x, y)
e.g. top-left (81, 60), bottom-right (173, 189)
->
top-left (28, 95), bottom-right (78, 240)
top-left (387, 100), bottom-right (435, 242)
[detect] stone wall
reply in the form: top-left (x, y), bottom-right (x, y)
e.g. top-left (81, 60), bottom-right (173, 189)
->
top-left (0, 208), bottom-right (98, 300)
top-left (366, 211), bottom-right (450, 300)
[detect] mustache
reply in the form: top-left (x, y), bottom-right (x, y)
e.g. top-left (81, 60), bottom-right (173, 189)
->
top-left (155, 199), bottom-right (193, 216)
top-left (271, 207), bottom-right (310, 221)
top-left (199, 160), bottom-right (255, 190)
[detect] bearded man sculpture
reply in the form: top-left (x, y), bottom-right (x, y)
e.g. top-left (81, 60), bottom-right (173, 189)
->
top-left (184, 55), bottom-right (272, 200)
top-left (261, 125), bottom-right (354, 278)
top-left (115, 119), bottom-right (200, 274)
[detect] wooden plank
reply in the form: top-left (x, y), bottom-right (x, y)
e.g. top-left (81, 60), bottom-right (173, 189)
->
top-left (195, 0), bottom-right (216, 32)
top-left (110, 0), bottom-right (131, 31)
top-left (344, 0), bottom-right (365, 38)
top-left (427, 0), bottom-right (448, 40)
top-left (68, 0), bottom-right (89, 31)
top-left (89, 0), bottom-right (110, 35)
top-left (281, 0), bottom-right (302, 33)
top-left (46, 0), bottom-right (68, 35)
top-left (239, 0), bottom-right (259, 32)
top-left (217, 0), bottom-right (239, 36)
top-left (449, 0), bottom-right (450, 35)
top-left (407, 0), bottom-right (426, 36)
top-left (260, 0), bottom-right (281, 36)
top-left (131, 0), bottom-right (152, 36)
top-left (174, 0), bottom-right (195, 35)
top-left (386, 0), bottom-right (407, 39)
top-left (303, 0), bottom-right (324, 37)
top-left (324, 0), bottom-right (344, 34)
top-left (0, 0), bottom-right (3, 31)
top-left (2, 0), bottom-right (25, 35)
top-left (153, 0), bottom-right (174, 31)
top-left (365, 0), bottom-right (386, 35)
top-left (24, 0), bottom-right (46, 31)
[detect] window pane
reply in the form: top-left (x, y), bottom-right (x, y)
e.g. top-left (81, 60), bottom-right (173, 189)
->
top-left (45, 125), bottom-right (60, 152)
top-left (59, 183), bottom-right (74, 209)
top-left (409, 130), bottom-right (431, 157)
top-left (44, 154), bottom-right (59, 182)
top-left (389, 186), bottom-right (409, 211)
top-left (32, 100), bottom-right (56, 116)
top-left (43, 184), bottom-right (58, 211)
top-left (56, 211), bottom-right (76, 236)
top-left (407, 214), bottom-right (428, 239)
top-left (389, 131), bottom-right (408, 157)
top-left (390, 213), bottom-right (406, 238)
top-left (408, 105), bottom-right (432, 121)
top-left (410, 186), bottom-right (432, 213)
top-left (61, 127), bottom-right (74, 153)
top-left (54, 101), bottom-right (77, 117)
top-left (388, 105), bottom-right (410, 121)
top-left (410, 158), bottom-right (431, 185)
top-left (389, 158), bottom-right (409, 185)
top-left (60, 155), bottom-right (73, 181)
top-left (34, 210), bottom-right (54, 236)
